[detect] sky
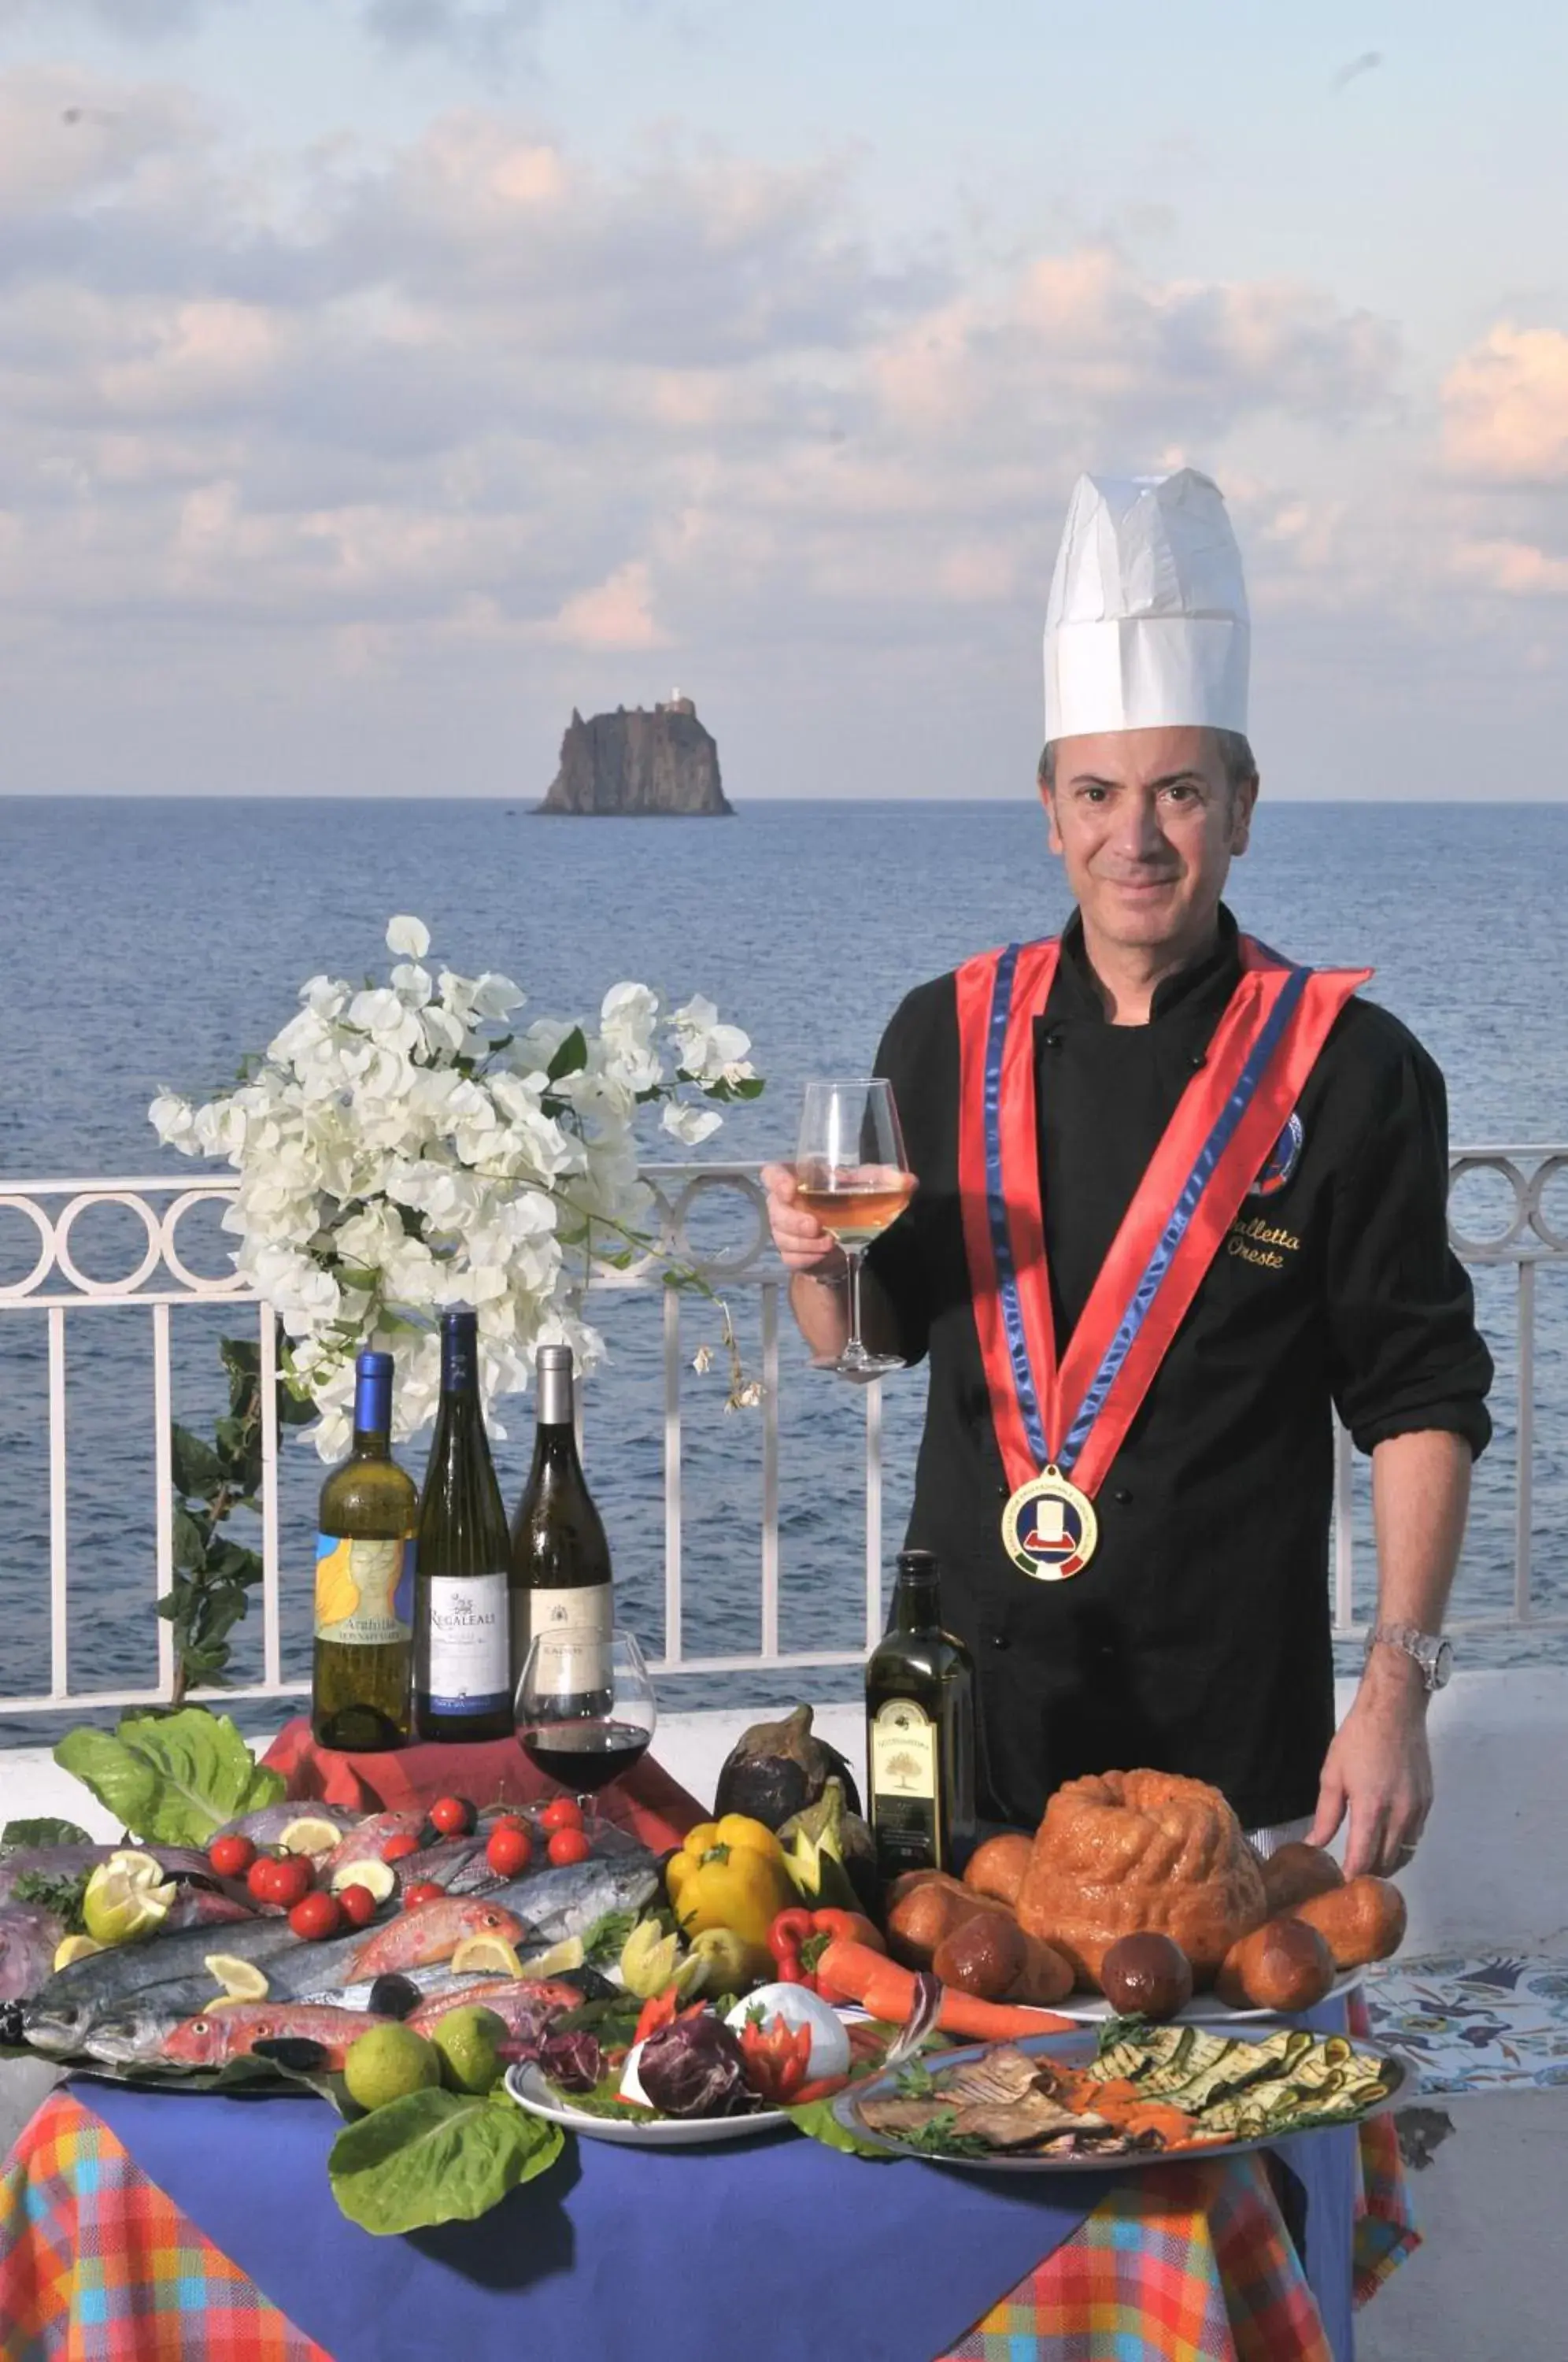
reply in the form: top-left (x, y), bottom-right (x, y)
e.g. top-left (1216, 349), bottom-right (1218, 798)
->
top-left (0, 0), bottom-right (1565, 798)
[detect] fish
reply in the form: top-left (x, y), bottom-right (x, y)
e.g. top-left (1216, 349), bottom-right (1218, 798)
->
top-left (385, 1835), bottom-right (495, 1894)
top-left (21, 1915), bottom-right (309, 2057)
top-left (0, 1904), bottom-right (66, 2005)
top-left (210, 1802), bottom-right (361, 1849)
top-left (486, 1848), bottom-right (660, 1947)
top-left (0, 1845), bottom-right (214, 1905)
top-left (161, 1887), bottom-right (259, 1932)
top-left (320, 1810), bottom-right (429, 1878)
top-left (405, 1976), bottom-right (586, 2040)
top-left (349, 1897), bottom-right (527, 1982)
top-left (161, 2002), bottom-right (391, 2072)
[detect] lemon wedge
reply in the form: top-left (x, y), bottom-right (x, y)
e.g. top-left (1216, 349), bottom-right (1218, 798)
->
top-left (53, 1934), bottom-right (105, 1971)
top-left (330, 1858), bottom-right (397, 1903)
top-left (449, 1933), bottom-right (526, 1979)
top-left (277, 1815), bottom-right (346, 1857)
top-left (521, 1934), bottom-right (585, 1979)
top-left (204, 1953), bottom-right (272, 2001)
top-left (82, 1852), bottom-right (177, 1946)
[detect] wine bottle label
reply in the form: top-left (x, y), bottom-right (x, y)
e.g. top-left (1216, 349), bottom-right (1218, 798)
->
top-left (517, 1582), bottom-right (614, 1692)
top-left (314, 1536), bottom-right (412, 1648)
top-left (423, 1571), bottom-right (511, 1715)
top-left (869, 1699), bottom-right (941, 1860)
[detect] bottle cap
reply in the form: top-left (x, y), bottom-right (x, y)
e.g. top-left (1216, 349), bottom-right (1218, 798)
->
top-left (897, 1549), bottom-right (940, 1579)
top-left (353, 1352), bottom-right (394, 1437)
top-left (439, 1308), bottom-right (480, 1390)
top-left (536, 1342), bottom-right (575, 1425)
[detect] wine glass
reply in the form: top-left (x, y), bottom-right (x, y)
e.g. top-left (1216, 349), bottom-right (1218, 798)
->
top-left (795, 1077), bottom-right (915, 1380)
top-left (514, 1627), bottom-right (657, 1826)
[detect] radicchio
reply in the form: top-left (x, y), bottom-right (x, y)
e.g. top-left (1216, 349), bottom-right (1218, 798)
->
top-left (637, 2013), bottom-right (757, 2120)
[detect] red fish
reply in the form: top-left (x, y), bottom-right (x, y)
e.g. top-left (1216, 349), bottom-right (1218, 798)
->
top-left (162, 2003), bottom-right (391, 2071)
top-left (349, 1897), bottom-right (527, 1981)
top-left (405, 1978), bottom-right (584, 2039)
top-left (324, 1810), bottom-right (429, 1878)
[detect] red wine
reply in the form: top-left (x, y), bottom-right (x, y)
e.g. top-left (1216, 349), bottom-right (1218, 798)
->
top-left (520, 1719), bottom-right (652, 1792)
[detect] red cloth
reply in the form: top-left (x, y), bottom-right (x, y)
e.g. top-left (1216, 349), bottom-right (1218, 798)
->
top-left (261, 1716), bottom-right (709, 1857)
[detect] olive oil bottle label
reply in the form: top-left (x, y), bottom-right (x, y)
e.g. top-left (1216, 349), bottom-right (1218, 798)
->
top-left (423, 1570), bottom-right (511, 1716)
top-left (314, 1535), bottom-right (412, 1648)
top-left (869, 1698), bottom-right (941, 1865)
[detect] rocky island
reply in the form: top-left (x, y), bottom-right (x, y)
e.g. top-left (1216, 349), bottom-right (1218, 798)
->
top-left (538, 693), bottom-right (733, 816)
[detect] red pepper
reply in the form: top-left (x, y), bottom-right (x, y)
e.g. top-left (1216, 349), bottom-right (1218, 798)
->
top-left (739, 2011), bottom-right (814, 2105)
top-left (631, 1985), bottom-right (707, 2046)
top-left (767, 1907), bottom-right (885, 1998)
top-left (767, 1908), bottom-right (819, 1989)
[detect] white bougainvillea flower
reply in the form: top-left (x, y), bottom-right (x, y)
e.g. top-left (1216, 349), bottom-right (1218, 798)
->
top-left (386, 916), bottom-right (431, 958)
top-left (662, 1101), bottom-right (723, 1147)
top-left (671, 994), bottom-right (753, 1084)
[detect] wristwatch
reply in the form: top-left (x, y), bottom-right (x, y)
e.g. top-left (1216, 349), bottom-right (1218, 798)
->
top-left (1365, 1623), bottom-right (1453, 1693)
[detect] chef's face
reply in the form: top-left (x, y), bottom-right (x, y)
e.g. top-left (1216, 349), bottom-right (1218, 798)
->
top-left (1042, 727), bottom-right (1256, 958)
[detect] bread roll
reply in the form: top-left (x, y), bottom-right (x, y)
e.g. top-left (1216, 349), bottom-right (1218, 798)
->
top-left (963, 1832), bottom-right (1034, 1908)
top-left (1099, 1932), bottom-right (1194, 2020)
top-left (1289, 1875), bottom-right (1407, 1968)
top-left (885, 1872), bottom-right (1011, 1968)
top-left (1007, 1931), bottom-right (1076, 2007)
top-left (1215, 1914), bottom-right (1336, 2012)
top-left (1260, 1842), bottom-right (1344, 1916)
top-left (932, 1912), bottom-right (1026, 1999)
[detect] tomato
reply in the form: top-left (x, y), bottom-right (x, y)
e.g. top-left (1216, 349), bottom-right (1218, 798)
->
top-left (539, 1797), bottom-right (584, 1834)
top-left (546, 1827), bottom-right (593, 1868)
top-left (335, 1883), bottom-right (379, 1930)
top-left (486, 1824), bottom-right (532, 1877)
top-left (246, 1856), bottom-right (280, 1905)
top-left (288, 1891), bottom-right (343, 1942)
top-left (428, 1796), bottom-right (475, 1838)
top-left (401, 1881), bottom-right (446, 1909)
top-left (209, 1834), bottom-right (256, 1879)
top-left (381, 1834), bottom-right (420, 1864)
top-left (268, 1855), bottom-right (314, 1910)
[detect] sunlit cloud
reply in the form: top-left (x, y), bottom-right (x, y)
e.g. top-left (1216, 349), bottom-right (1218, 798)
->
top-left (1442, 325), bottom-right (1568, 485)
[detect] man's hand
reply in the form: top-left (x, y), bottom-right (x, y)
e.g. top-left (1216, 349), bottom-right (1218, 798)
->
top-left (1307, 1649), bottom-right (1433, 1878)
top-left (760, 1163), bottom-right (846, 1279)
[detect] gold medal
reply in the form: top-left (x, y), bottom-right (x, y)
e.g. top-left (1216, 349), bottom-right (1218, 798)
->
top-left (1001, 1464), bottom-right (1098, 1581)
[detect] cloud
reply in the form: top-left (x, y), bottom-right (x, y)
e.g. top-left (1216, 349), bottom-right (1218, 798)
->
top-left (1453, 538), bottom-right (1568, 598)
top-left (1442, 325), bottom-right (1568, 483)
top-left (361, 0), bottom-right (545, 69)
top-left (543, 561), bottom-right (670, 649)
top-left (0, 0), bottom-right (214, 30)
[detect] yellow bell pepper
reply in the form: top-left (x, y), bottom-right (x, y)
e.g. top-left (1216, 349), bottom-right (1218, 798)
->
top-left (665, 1815), bottom-right (795, 1952)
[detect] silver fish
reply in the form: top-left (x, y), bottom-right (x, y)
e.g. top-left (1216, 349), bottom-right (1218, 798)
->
top-left (210, 1801), bottom-right (361, 1849)
top-left (0, 1846), bottom-right (214, 1905)
top-left (23, 1915), bottom-right (306, 2057)
top-left (0, 1904), bottom-right (65, 2005)
top-left (487, 1848), bottom-right (659, 1946)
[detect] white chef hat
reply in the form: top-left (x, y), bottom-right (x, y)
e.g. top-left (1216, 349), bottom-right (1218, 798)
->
top-left (1043, 468), bottom-right (1250, 742)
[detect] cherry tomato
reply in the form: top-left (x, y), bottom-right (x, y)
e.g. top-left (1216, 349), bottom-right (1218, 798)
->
top-left (288, 1891), bottom-right (343, 1942)
top-left (381, 1834), bottom-right (420, 1864)
top-left (209, 1834), bottom-right (255, 1879)
top-left (539, 1797), bottom-right (584, 1834)
top-left (546, 1827), bottom-right (592, 1868)
top-left (428, 1796), bottom-right (476, 1838)
top-left (335, 1883), bottom-right (379, 1930)
top-left (246, 1856), bottom-right (280, 1905)
top-left (268, 1855), bottom-right (314, 1910)
top-left (486, 1824), bottom-right (532, 1877)
top-left (401, 1881), bottom-right (446, 1909)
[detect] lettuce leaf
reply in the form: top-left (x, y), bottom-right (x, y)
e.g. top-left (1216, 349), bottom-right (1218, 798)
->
top-left (784, 2095), bottom-right (893, 2160)
top-left (54, 1708), bottom-right (285, 1846)
top-left (0, 1817), bottom-right (93, 1851)
top-left (329, 2089), bottom-right (563, 2235)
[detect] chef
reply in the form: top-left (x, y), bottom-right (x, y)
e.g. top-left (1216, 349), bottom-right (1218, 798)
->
top-left (764, 468), bottom-right (1492, 1873)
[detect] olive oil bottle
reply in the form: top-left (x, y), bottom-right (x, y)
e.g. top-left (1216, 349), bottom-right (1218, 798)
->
top-left (311, 1349), bottom-right (416, 1752)
top-left (864, 1549), bottom-right (976, 1879)
top-left (413, 1309), bottom-right (513, 1742)
top-left (508, 1344), bottom-right (614, 1714)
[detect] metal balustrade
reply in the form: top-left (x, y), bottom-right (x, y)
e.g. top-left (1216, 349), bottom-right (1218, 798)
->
top-left (0, 1150), bottom-right (1563, 1720)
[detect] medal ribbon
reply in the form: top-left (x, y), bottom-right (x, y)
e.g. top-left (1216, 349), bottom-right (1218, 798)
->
top-left (957, 933), bottom-right (1372, 1501)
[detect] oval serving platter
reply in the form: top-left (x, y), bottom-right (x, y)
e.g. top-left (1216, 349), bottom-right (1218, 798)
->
top-left (1045, 1966), bottom-right (1364, 2027)
top-left (505, 2062), bottom-right (790, 2148)
top-left (832, 2025), bottom-right (1407, 2175)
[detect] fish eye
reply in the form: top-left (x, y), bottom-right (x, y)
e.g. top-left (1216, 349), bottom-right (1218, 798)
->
top-left (190, 2018), bottom-right (209, 2034)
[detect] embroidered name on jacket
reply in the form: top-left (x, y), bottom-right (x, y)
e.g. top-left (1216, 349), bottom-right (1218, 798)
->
top-left (1226, 1215), bottom-right (1303, 1271)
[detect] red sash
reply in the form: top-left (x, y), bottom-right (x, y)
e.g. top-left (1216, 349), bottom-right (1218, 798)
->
top-left (956, 933), bottom-right (1370, 1502)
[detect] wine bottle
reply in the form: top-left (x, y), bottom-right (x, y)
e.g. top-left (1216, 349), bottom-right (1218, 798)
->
top-left (413, 1309), bottom-right (513, 1743)
top-left (312, 1349), bottom-right (416, 1753)
top-left (508, 1344), bottom-right (614, 1713)
top-left (864, 1548), bottom-right (977, 1880)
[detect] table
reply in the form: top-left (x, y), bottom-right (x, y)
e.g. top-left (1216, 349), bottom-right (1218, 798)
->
top-left (1, 2080), bottom-right (1415, 2362)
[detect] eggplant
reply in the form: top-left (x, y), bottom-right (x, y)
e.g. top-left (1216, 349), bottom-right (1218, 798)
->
top-left (712, 1705), bottom-right (861, 1830)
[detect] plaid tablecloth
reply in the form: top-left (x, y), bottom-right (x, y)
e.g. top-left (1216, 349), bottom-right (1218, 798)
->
top-left (1, 2084), bottom-right (1415, 2362)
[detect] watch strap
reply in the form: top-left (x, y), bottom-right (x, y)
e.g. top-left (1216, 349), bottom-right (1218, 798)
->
top-left (1366, 1622), bottom-right (1450, 1690)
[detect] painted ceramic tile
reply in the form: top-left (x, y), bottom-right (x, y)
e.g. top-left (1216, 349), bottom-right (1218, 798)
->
top-left (1363, 1956), bottom-right (1568, 2094)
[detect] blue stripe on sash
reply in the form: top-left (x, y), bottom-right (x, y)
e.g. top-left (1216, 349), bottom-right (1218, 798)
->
top-left (984, 944), bottom-right (1050, 1468)
top-left (1056, 963), bottom-right (1309, 1472)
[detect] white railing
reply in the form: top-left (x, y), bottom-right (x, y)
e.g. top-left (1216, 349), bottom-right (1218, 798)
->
top-left (0, 1150), bottom-right (1563, 1720)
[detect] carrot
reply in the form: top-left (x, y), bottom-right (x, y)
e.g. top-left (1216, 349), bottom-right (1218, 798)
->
top-left (934, 1990), bottom-right (1077, 2042)
top-left (816, 1938), bottom-right (1075, 2042)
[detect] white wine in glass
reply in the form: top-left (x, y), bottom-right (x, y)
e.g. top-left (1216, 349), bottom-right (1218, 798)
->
top-left (796, 1077), bottom-right (915, 1379)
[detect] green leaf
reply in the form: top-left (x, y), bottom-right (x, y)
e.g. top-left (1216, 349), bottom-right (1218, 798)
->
top-left (220, 1337), bottom-right (260, 1385)
top-left (170, 1424), bottom-right (225, 1498)
top-left (172, 1506), bottom-right (210, 1572)
top-left (545, 1026), bottom-right (588, 1083)
top-left (54, 1707), bottom-right (285, 1846)
top-left (328, 2090), bottom-right (563, 2236)
top-left (204, 1539), bottom-right (264, 1584)
top-left (579, 1906), bottom-right (640, 1968)
top-left (784, 2095), bottom-right (893, 2160)
top-left (1, 1816), bottom-right (94, 1852)
top-left (9, 1868), bottom-right (91, 1931)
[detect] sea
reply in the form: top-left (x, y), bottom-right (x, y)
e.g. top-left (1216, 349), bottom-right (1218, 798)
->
top-left (2, 797), bottom-right (1565, 1746)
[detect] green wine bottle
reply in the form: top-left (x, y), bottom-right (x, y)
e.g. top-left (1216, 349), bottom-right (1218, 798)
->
top-left (413, 1309), bottom-right (513, 1742)
top-left (508, 1345), bottom-right (614, 1714)
top-left (864, 1549), bottom-right (977, 1880)
top-left (311, 1349), bottom-right (416, 1753)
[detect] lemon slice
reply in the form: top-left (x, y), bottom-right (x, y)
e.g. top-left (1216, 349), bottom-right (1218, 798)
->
top-left (53, 1934), bottom-right (105, 1971)
top-left (522, 1934), bottom-right (585, 1979)
top-left (204, 1953), bottom-right (272, 2001)
top-left (82, 1852), bottom-right (177, 1946)
top-left (330, 1858), bottom-right (397, 1903)
top-left (277, 1815), bottom-right (346, 1857)
top-left (449, 1933), bottom-right (526, 1979)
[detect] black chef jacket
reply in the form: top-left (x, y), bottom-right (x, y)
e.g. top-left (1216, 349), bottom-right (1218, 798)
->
top-left (865, 906), bottom-right (1493, 1834)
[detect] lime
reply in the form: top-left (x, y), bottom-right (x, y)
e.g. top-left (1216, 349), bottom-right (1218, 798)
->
top-left (53, 1934), bottom-right (105, 1971)
top-left (277, 1816), bottom-right (346, 1857)
top-left (330, 1858), bottom-right (396, 1903)
top-left (204, 1953), bottom-right (271, 2001)
top-left (82, 1852), bottom-right (177, 1947)
top-left (343, 2023), bottom-right (442, 2112)
top-left (429, 2005), bottom-right (508, 2096)
top-left (449, 1933), bottom-right (525, 1979)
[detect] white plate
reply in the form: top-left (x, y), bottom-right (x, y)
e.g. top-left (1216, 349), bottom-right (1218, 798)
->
top-left (504, 2061), bottom-right (790, 2147)
top-left (1045, 1966), bottom-right (1363, 2025)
